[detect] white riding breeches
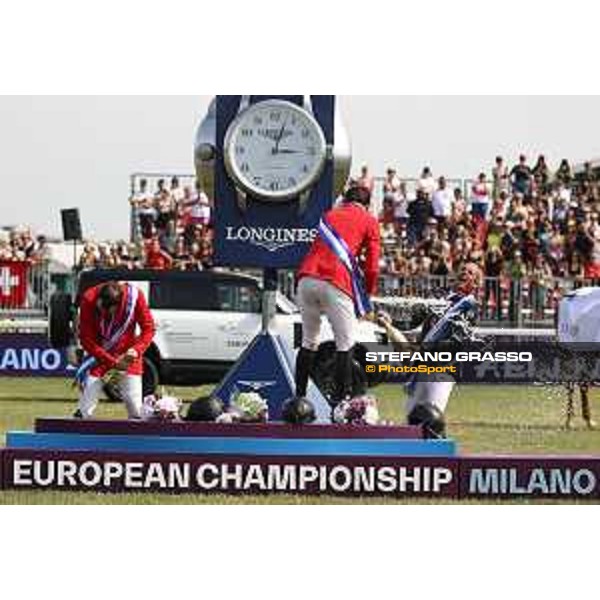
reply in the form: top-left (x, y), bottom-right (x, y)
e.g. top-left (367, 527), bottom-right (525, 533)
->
top-left (297, 277), bottom-right (357, 353)
top-left (406, 381), bottom-right (455, 415)
top-left (78, 374), bottom-right (143, 419)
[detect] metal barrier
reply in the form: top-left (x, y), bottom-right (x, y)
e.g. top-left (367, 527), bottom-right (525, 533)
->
top-left (378, 275), bottom-right (596, 327)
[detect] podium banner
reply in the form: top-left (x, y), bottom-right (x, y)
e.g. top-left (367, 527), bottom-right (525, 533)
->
top-left (0, 334), bottom-right (72, 377)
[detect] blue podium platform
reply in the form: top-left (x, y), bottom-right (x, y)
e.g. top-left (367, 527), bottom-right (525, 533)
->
top-left (6, 431), bottom-right (456, 458)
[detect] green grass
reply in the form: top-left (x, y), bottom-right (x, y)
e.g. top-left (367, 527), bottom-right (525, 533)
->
top-left (1, 378), bottom-right (599, 504)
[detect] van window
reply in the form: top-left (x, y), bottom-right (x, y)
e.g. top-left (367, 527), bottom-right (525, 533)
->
top-left (150, 280), bottom-right (214, 311)
top-left (215, 282), bottom-right (261, 313)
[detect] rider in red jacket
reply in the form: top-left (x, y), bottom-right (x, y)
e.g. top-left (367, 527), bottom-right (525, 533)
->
top-left (287, 185), bottom-right (381, 423)
top-left (76, 281), bottom-right (156, 419)
top-left (298, 198), bottom-right (381, 299)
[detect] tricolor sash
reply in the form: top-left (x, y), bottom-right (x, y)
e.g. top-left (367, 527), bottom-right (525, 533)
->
top-left (422, 294), bottom-right (478, 344)
top-left (74, 284), bottom-right (139, 388)
top-left (318, 218), bottom-right (372, 317)
top-left (406, 293), bottom-right (477, 394)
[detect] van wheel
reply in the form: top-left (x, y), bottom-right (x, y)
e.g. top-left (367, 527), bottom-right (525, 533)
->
top-left (312, 345), bottom-right (367, 405)
top-left (49, 293), bottom-right (73, 349)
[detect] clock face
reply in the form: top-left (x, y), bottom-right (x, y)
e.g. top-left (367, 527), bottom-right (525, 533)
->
top-left (224, 99), bottom-right (327, 201)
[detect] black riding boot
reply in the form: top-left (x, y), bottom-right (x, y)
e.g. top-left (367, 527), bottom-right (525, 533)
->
top-left (295, 348), bottom-right (317, 399)
top-left (332, 351), bottom-right (353, 406)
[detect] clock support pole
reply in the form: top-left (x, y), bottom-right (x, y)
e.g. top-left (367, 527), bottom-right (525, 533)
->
top-left (212, 265), bottom-right (331, 422)
top-left (206, 95), bottom-right (345, 421)
top-left (261, 268), bottom-right (278, 333)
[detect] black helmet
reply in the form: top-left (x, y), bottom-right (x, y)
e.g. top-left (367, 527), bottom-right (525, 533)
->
top-left (408, 403), bottom-right (446, 439)
top-left (186, 396), bottom-right (224, 422)
top-left (281, 397), bottom-right (316, 425)
top-left (344, 185), bottom-right (371, 207)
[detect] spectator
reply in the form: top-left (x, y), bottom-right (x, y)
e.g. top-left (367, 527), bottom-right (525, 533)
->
top-left (357, 165), bottom-right (375, 194)
top-left (583, 227), bottom-right (600, 280)
top-left (407, 189), bottom-right (432, 244)
top-left (500, 222), bottom-right (517, 259)
top-left (484, 247), bottom-right (504, 319)
top-left (145, 238), bottom-right (174, 271)
top-left (182, 185), bottom-right (212, 245)
top-left (169, 177), bottom-right (184, 204)
top-left (134, 185), bottom-right (158, 240)
top-left (470, 173), bottom-right (491, 221)
top-left (510, 155), bottom-right (533, 197)
top-left (155, 180), bottom-right (176, 243)
top-left (581, 162), bottom-right (596, 186)
top-left (383, 168), bottom-right (401, 199)
top-left (431, 176), bottom-right (453, 226)
top-left (532, 155), bottom-right (550, 193)
top-left (452, 187), bottom-right (467, 221)
top-left (555, 159), bottom-right (573, 187)
top-left (492, 156), bottom-right (510, 199)
top-left (530, 255), bottom-right (553, 319)
top-left (79, 243), bottom-right (99, 270)
top-left (417, 167), bottom-right (436, 196)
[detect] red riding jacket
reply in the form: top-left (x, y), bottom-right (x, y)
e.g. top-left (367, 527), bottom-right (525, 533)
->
top-left (298, 202), bottom-right (381, 299)
top-left (79, 283), bottom-right (156, 378)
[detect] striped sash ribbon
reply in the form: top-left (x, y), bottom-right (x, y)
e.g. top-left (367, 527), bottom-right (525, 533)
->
top-left (74, 284), bottom-right (139, 388)
top-left (318, 218), bottom-right (372, 318)
top-left (422, 294), bottom-right (477, 344)
top-left (406, 294), bottom-right (477, 394)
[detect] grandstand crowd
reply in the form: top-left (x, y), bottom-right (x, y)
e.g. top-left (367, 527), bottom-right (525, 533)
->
top-left (0, 226), bottom-right (51, 264)
top-left (365, 156), bottom-right (600, 319)
top-left (77, 177), bottom-right (214, 272)
top-left (4, 156), bottom-right (600, 321)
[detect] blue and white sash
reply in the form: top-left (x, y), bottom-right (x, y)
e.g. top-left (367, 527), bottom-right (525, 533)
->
top-left (318, 218), bottom-right (372, 317)
top-left (74, 284), bottom-right (139, 388)
top-left (406, 293), bottom-right (477, 394)
top-left (422, 294), bottom-right (478, 344)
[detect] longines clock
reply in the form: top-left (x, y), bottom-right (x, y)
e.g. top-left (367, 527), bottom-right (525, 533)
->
top-left (195, 95), bottom-right (351, 269)
top-left (224, 98), bottom-right (329, 207)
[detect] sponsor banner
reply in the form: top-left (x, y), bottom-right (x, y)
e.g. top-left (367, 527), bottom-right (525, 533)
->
top-left (3, 449), bottom-right (600, 500)
top-left (214, 95), bottom-right (335, 269)
top-left (2, 450), bottom-right (459, 498)
top-left (0, 334), bottom-right (73, 377)
top-left (460, 457), bottom-right (600, 500)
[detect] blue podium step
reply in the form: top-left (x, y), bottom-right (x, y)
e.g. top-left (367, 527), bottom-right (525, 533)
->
top-left (6, 431), bottom-right (456, 458)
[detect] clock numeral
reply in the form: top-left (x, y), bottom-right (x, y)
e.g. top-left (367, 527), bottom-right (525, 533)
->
top-left (302, 129), bottom-right (310, 138)
top-left (241, 129), bottom-right (253, 137)
top-left (302, 165), bottom-right (310, 174)
top-left (240, 163), bottom-right (250, 173)
top-left (288, 177), bottom-right (297, 187)
top-left (270, 181), bottom-right (281, 191)
top-left (270, 112), bottom-right (281, 122)
top-left (235, 146), bottom-right (245, 155)
top-left (253, 116), bottom-right (263, 125)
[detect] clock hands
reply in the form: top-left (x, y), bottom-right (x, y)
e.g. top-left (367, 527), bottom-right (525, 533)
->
top-left (272, 117), bottom-right (289, 155)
